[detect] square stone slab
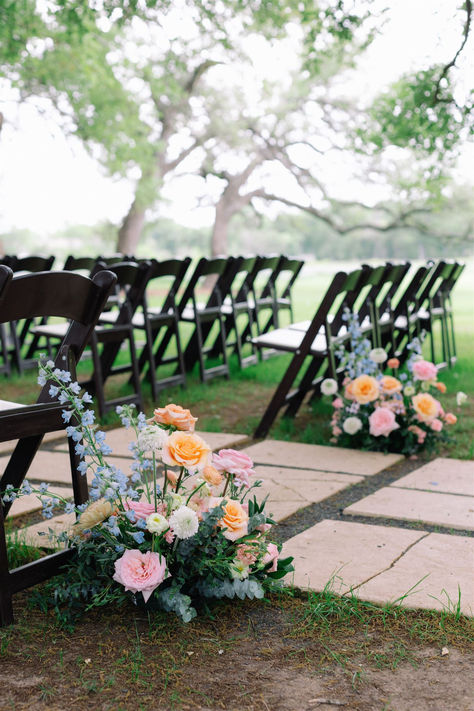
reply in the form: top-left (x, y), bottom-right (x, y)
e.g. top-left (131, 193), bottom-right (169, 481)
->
top-left (344, 487), bottom-right (474, 531)
top-left (0, 431), bottom-right (68, 456)
top-left (51, 428), bottom-right (248, 458)
top-left (358, 533), bottom-right (474, 616)
top-left (18, 513), bottom-right (76, 548)
top-left (0, 451), bottom-right (96, 486)
top-left (8, 486), bottom-right (73, 519)
top-left (282, 520), bottom-right (425, 594)
top-left (391, 458), bottom-right (474, 496)
top-left (242, 440), bottom-right (403, 476)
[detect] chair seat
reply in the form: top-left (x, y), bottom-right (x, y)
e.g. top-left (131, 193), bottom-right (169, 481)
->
top-left (181, 303), bottom-right (215, 321)
top-left (252, 328), bottom-right (328, 354)
top-left (0, 399), bottom-right (26, 411)
top-left (32, 322), bottom-right (70, 339)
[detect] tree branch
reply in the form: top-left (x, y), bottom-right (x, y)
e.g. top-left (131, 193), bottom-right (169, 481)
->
top-left (433, 0), bottom-right (472, 103)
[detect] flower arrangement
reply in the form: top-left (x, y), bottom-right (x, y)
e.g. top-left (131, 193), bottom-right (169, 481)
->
top-left (4, 361), bottom-right (293, 623)
top-left (320, 313), bottom-right (463, 456)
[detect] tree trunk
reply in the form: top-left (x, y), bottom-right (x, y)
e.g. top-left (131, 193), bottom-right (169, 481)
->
top-left (117, 199), bottom-right (146, 255)
top-left (210, 202), bottom-right (231, 257)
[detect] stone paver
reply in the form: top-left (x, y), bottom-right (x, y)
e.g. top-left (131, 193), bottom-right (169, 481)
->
top-left (391, 458), bottom-right (474, 496)
top-left (8, 486), bottom-right (73, 518)
top-left (358, 533), bottom-right (474, 616)
top-left (241, 440), bottom-right (403, 476)
top-left (20, 513), bottom-right (76, 548)
top-left (0, 451), bottom-right (95, 486)
top-left (51, 428), bottom-right (248, 458)
top-left (258, 466), bottom-right (363, 521)
top-left (344, 487), bottom-right (474, 531)
top-left (282, 520), bottom-right (425, 594)
top-left (0, 431), bottom-right (68, 456)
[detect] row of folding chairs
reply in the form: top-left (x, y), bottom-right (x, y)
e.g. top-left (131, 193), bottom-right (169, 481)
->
top-left (0, 254), bottom-right (305, 416)
top-left (252, 259), bottom-right (465, 438)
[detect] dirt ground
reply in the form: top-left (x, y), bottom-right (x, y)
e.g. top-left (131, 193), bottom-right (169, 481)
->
top-left (1, 594), bottom-right (472, 711)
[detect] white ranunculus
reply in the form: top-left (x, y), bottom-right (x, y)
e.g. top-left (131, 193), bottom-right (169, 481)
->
top-left (169, 505), bottom-right (199, 539)
top-left (321, 378), bottom-right (338, 396)
top-left (342, 416), bottom-right (363, 435)
top-left (146, 512), bottom-right (169, 535)
top-left (369, 348), bottom-right (388, 364)
top-left (137, 426), bottom-right (168, 453)
top-left (404, 385), bottom-right (415, 397)
top-left (456, 391), bottom-right (468, 407)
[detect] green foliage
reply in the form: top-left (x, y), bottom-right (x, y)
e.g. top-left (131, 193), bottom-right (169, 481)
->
top-left (368, 67), bottom-right (473, 157)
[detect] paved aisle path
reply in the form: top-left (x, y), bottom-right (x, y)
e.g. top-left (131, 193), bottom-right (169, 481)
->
top-left (6, 429), bottom-right (473, 615)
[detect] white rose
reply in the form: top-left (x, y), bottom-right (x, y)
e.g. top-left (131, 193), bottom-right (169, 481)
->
top-left (369, 348), bottom-right (388, 364)
top-left (404, 385), bottom-right (415, 397)
top-left (456, 391), bottom-right (468, 407)
top-left (146, 512), bottom-right (169, 535)
top-left (137, 426), bottom-right (168, 453)
top-left (343, 416), bottom-right (363, 435)
top-left (321, 378), bottom-right (338, 396)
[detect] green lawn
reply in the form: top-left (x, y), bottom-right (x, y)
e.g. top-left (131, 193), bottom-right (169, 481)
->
top-left (1, 259), bottom-right (473, 457)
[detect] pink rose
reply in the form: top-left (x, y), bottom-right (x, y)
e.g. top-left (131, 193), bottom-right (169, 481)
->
top-left (430, 418), bottom-right (443, 432)
top-left (368, 407), bottom-right (400, 437)
top-left (332, 426), bottom-right (342, 436)
top-left (212, 449), bottom-right (256, 488)
top-left (113, 549), bottom-right (167, 602)
top-left (123, 499), bottom-right (156, 521)
top-left (262, 543), bottom-right (279, 572)
top-left (332, 398), bottom-right (343, 409)
top-left (412, 359), bottom-right (438, 381)
top-left (445, 412), bottom-right (457, 425)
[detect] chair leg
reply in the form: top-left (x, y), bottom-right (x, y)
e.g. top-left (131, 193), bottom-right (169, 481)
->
top-left (90, 333), bottom-right (106, 418)
top-left (128, 330), bottom-right (143, 412)
top-left (0, 506), bottom-right (14, 627)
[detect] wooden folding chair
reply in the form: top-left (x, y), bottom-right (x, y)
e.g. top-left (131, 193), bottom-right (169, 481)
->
top-left (132, 257), bottom-right (191, 400)
top-left (253, 266), bottom-right (372, 438)
top-left (272, 257), bottom-right (304, 327)
top-left (417, 261), bottom-right (465, 368)
top-left (0, 266), bottom-right (116, 626)
top-left (180, 257), bottom-right (244, 381)
top-left (6, 256), bottom-right (56, 373)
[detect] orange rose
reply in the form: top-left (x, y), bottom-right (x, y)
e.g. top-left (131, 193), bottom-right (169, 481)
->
top-left (162, 431), bottom-right (211, 471)
top-left (380, 375), bottom-right (402, 395)
top-left (435, 382), bottom-right (447, 394)
top-left (211, 497), bottom-right (249, 541)
top-left (202, 465), bottom-right (223, 486)
top-left (387, 357), bottom-right (400, 369)
top-left (152, 404), bottom-right (197, 431)
top-left (412, 393), bottom-right (440, 423)
top-left (351, 375), bottom-right (380, 404)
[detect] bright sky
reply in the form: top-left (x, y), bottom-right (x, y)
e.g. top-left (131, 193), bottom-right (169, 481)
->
top-left (0, 0), bottom-right (472, 237)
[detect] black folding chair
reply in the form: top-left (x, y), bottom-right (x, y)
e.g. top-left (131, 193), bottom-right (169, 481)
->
top-left (417, 261), bottom-right (465, 368)
top-left (0, 266), bottom-right (116, 626)
top-left (133, 257), bottom-right (191, 399)
top-left (272, 256), bottom-right (304, 327)
top-left (7, 256), bottom-right (56, 373)
top-left (253, 266), bottom-right (373, 438)
top-left (180, 257), bottom-right (244, 381)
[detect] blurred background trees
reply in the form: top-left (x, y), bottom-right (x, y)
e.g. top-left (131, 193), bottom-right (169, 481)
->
top-left (0, 0), bottom-right (472, 258)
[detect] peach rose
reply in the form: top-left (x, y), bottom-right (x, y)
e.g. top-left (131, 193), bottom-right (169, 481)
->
top-left (445, 412), bottom-right (457, 425)
top-left (162, 431), bottom-right (211, 472)
top-left (210, 497), bottom-right (249, 541)
top-left (152, 404), bottom-right (197, 431)
top-left (351, 375), bottom-right (380, 404)
top-left (344, 381), bottom-right (355, 400)
top-left (412, 393), bottom-right (441, 423)
top-left (408, 424), bottom-right (427, 444)
top-left (164, 470), bottom-right (178, 488)
top-left (368, 407), bottom-right (400, 437)
top-left (202, 465), bottom-right (223, 486)
top-left (435, 382), bottom-right (447, 394)
top-left (387, 357), bottom-right (400, 369)
top-left (380, 375), bottom-right (402, 395)
top-left (412, 359), bottom-right (437, 381)
top-left (430, 418), bottom-right (443, 432)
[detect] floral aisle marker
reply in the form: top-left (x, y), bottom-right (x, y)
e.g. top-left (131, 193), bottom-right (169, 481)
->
top-left (2, 361), bottom-right (293, 624)
top-left (320, 313), bottom-right (465, 457)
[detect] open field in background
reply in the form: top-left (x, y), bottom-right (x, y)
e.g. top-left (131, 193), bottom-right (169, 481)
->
top-left (1, 259), bottom-right (473, 458)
